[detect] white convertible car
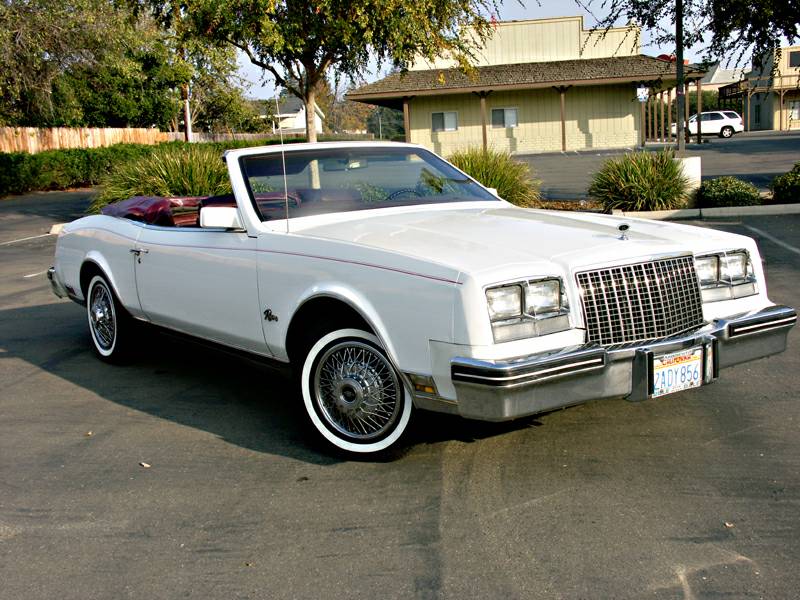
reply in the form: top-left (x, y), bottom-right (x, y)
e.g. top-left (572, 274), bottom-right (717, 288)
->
top-left (49, 142), bottom-right (796, 455)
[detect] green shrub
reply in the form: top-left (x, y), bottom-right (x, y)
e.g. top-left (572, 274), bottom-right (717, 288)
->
top-left (90, 144), bottom-right (232, 213)
top-left (770, 162), bottom-right (800, 204)
top-left (447, 147), bottom-right (541, 208)
top-left (696, 176), bottom-right (761, 208)
top-left (588, 150), bottom-right (689, 212)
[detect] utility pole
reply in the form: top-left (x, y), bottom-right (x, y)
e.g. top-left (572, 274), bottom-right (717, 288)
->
top-left (675, 0), bottom-right (685, 154)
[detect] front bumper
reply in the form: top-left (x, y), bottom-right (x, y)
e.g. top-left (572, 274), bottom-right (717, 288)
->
top-left (450, 305), bottom-right (797, 421)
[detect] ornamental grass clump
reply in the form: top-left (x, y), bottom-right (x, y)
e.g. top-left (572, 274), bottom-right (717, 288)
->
top-left (92, 144), bottom-right (232, 213)
top-left (448, 147), bottom-right (542, 208)
top-left (588, 150), bottom-right (689, 212)
top-left (696, 177), bottom-right (761, 208)
top-left (770, 162), bottom-right (800, 204)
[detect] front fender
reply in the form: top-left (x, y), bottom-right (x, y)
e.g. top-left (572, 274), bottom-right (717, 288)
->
top-left (56, 216), bottom-right (144, 317)
top-left (292, 284), bottom-right (402, 369)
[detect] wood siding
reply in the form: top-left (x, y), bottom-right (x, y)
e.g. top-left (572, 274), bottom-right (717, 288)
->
top-left (409, 16), bottom-right (639, 71)
top-left (410, 85), bottom-right (640, 155)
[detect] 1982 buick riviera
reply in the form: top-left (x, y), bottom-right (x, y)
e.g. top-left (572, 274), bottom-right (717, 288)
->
top-left (49, 142), bottom-right (796, 455)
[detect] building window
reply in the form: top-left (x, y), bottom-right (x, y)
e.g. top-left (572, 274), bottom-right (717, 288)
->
top-left (491, 108), bottom-right (518, 128)
top-left (754, 104), bottom-right (761, 125)
top-left (790, 101), bottom-right (800, 121)
top-left (432, 111), bottom-right (457, 132)
top-left (789, 51), bottom-right (800, 68)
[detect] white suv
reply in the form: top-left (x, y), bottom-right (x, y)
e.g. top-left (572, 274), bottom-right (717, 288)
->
top-left (671, 111), bottom-right (744, 138)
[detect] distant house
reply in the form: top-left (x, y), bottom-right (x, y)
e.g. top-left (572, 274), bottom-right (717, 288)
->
top-left (720, 45), bottom-right (800, 131)
top-left (348, 16), bottom-right (704, 155)
top-left (269, 96), bottom-right (325, 135)
top-left (699, 63), bottom-right (746, 91)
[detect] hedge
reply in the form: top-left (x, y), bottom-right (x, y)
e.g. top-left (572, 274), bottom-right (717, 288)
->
top-left (0, 136), bottom-right (369, 197)
top-left (696, 176), bottom-right (761, 208)
top-left (770, 162), bottom-right (800, 204)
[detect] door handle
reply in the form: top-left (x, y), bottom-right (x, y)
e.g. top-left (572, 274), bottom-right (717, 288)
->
top-left (130, 248), bottom-right (149, 263)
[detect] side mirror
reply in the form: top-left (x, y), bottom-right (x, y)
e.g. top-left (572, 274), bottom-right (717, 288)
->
top-left (200, 206), bottom-right (244, 230)
top-left (486, 187), bottom-right (499, 197)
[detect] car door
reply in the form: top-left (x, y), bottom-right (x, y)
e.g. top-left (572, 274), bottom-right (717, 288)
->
top-left (133, 224), bottom-right (270, 355)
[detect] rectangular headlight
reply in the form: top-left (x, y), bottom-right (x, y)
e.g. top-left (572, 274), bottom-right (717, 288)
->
top-left (695, 250), bottom-right (757, 302)
top-left (525, 279), bottom-right (561, 315)
top-left (486, 278), bottom-right (570, 342)
top-left (720, 252), bottom-right (748, 282)
top-left (695, 256), bottom-right (719, 285)
top-left (486, 285), bottom-right (522, 321)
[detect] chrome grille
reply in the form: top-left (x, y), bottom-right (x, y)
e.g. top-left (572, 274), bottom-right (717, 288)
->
top-left (576, 255), bottom-right (705, 346)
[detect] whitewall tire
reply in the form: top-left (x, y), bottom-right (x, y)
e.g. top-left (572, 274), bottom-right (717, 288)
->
top-left (86, 274), bottom-right (131, 362)
top-left (300, 328), bottom-right (412, 454)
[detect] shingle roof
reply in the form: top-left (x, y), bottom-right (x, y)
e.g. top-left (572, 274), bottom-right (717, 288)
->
top-left (348, 55), bottom-right (703, 102)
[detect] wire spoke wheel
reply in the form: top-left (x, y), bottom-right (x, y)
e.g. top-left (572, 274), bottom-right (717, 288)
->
top-left (313, 340), bottom-right (401, 441)
top-left (89, 280), bottom-right (116, 351)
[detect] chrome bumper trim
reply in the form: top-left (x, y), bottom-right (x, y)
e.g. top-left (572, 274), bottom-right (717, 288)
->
top-left (47, 266), bottom-right (68, 299)
top-left (451, 345), bottom-right (606, 388)
top-left (449, 304), bottom-right (796, 421)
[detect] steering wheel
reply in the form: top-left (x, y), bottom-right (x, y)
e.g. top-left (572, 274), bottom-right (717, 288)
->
top-left (386, 188), bottom-right (423, 201)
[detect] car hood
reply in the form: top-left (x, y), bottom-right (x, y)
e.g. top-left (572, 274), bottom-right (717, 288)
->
top-left (296, 204), bottom-right (747, 281)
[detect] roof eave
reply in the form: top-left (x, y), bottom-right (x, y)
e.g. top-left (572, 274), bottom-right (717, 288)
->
top-left (347, 70), bottom-right (706, 103)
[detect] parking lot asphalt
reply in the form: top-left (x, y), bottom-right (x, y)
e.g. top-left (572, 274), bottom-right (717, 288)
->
top-left (525, 130), bottom-right (800, 200)
top-left (1, 195), bottom-right (799, 599)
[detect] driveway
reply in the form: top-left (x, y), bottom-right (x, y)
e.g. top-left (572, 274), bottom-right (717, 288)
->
top-left (523, 130), bottom-right (800, 200)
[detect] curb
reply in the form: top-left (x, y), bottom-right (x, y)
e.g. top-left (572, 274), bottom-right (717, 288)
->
top-left (612, 203), bottom-right (800, 220)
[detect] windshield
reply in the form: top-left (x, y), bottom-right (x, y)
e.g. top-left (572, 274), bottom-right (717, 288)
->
top-left (239, 146), bottom-right (498, 221)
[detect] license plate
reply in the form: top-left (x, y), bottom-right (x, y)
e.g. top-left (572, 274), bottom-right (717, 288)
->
top-left (651, 347), bottom-right (703, 398)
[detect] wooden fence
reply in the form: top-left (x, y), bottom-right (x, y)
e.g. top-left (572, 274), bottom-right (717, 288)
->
top-left (0, 127), bottom-right (170, 154)
top-left (164, 131), bottom-right (280, 143)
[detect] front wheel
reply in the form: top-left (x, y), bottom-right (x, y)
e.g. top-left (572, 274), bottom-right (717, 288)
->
top-left (300, 328), bottom-right (412, 455)
top-left (720, 126), bottom-right (734, 138)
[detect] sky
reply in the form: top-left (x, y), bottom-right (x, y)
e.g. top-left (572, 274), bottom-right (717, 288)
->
top-left (237, 0), bottom-right (709, 99)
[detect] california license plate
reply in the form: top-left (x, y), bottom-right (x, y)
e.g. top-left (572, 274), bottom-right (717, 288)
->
top-left (651, 347), bottom-right (703, 398)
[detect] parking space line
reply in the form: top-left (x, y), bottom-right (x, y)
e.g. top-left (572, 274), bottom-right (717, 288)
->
top-left (23, 270), bottom-right (48, 278)
top-left (744, 226), bottom-right (800, 257)
top-left (0, 232), bottom-right (53, 246)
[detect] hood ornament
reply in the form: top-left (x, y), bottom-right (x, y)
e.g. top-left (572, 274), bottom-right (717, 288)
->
top-left (618, 223), bottom-right (630, 240)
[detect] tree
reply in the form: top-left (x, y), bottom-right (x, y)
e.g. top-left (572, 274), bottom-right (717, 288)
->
top-left (592, 0), bottom-right (798, 67)
top-left (0, 0), bottom-right (128, 126)
top-left (367, 106), bottom-right (405, 140)
top-left (183, 0), bottom-right (500, 143)
top-left (588, 0), bottom-right (800, 150)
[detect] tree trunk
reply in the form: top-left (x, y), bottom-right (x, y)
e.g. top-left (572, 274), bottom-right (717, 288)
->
top-left (305, 87), bottom-right (317, 143)
top-left (305, 86), bottom-right (320, 188)
top-left (182, 83), bottom-right (193, 143)
top-left (675, 0), bottom-right (685, 154)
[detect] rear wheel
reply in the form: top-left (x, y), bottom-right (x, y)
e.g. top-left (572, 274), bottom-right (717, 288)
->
top-left (720, 126), bottom-right (734, 138)
top-left (300, 328), bottom-right (412, 455)
top-left (86, 274), bottom-right (133, 362)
